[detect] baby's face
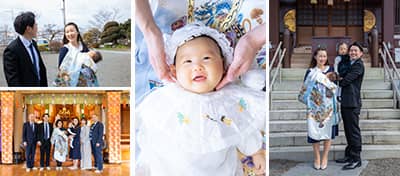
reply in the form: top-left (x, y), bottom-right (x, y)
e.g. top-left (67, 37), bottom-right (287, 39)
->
top-left (338, 44), bottom-right (348, 55)
top-left (174, 37), bottom-right (224, 93)
top-left (88, 51), bottom-right (96, 59)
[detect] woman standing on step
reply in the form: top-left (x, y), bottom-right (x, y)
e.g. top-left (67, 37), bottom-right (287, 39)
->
top-left (299, 47), bottom-right (339, 170)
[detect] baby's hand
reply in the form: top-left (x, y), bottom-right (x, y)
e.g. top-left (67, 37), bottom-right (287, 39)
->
top-left (252, 151), bottom-right (266, 175)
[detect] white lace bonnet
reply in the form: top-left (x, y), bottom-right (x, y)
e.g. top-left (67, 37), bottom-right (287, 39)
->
top-left (164, 23), bottom-right (233, 69)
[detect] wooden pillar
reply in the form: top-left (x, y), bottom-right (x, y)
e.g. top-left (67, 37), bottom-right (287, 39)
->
top-left (106, 92), bottom-right (121, 163)
top-left (269, 0), bottom-right (280, 46)
top-left (345, 2), bottom-right (349, 35)
top-left (371, 27), bottom-right (379, 67)
top-left (283, 28), bottom-right (291, 68)
top-left (383, 0), bottom-right (394, 43)
top-left (328, 5), bottom-right (332, 36)
top-left (312, 4), bottom-right (315, 36)
top-left (1, 92), bottom-right (14, 164)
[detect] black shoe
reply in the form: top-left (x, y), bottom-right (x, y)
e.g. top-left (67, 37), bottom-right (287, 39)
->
top-left (342, 160), bottom-right (362, 170)
top-left (335, 157), bottom-right (351, 163)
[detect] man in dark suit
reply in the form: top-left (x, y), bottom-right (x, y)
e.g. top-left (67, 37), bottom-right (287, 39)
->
top-left (3, 11), bottom-right (47, 87)
top-left (23, 113), bottom-right (39, 172)
top-left (335, 42), bottom-right (365, 170)
top-left (37, 114), bottom-right (53, 171)
top-left (90, 114), bottom-right (104, 173)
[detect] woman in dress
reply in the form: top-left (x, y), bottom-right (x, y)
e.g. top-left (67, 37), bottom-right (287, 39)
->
top-left (301, 47), bottom-right (339, 170)
top-left (51, 119), bottom-right (68, 171)
top-left (80, 118), bottom-right (92, 170)
top-left (68, 117), bottom-right (81, 170)
top-left (56, 22), bottom-right (99, 87)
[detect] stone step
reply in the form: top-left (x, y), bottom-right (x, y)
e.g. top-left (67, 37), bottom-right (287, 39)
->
top-left (271, 99), bottom-right (394, 110)
top-left (274, 68), bottom-right (384, 81)
top-left (272, 80), bottom-right (391, 91)
top-left (270, 120), bottom-right (400, 133)
top-left (270, 144), bottom-right (400, 161)
top-left (270, 131), bottom-right (400, 147)
top-left (270, 109), bottom-right (400, 121)
top-left (271, 90), bottom-right (393, 100)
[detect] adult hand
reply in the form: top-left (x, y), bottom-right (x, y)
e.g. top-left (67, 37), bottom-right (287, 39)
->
top-left (37, 141), bottom-right (41, 146)
top-left (23, 141), bottom-right (27, 147)
top-left (136, 0), bottom-right (175, 83)
top-left (96, 143), bottom-right (100, 147)
top-left (143, 29), bottom-right (175, 82)
top-left (252, 152), bottom-right (266, 175)
top-left (216, 24), bottom-right (266, 90)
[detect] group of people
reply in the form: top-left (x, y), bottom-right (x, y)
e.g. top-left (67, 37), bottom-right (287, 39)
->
top-left (300, 42), bottom-right (365, 170)
top-left (22, 113), bottom-right (105, 173)
top-left (2, 11), bottom-right (101, 87)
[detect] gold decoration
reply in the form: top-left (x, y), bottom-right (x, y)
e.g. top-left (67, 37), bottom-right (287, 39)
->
top-left (106, 92), bottom-right (121, 163)
top-left (284, 9), bottom-right (296, 32)
top-left (364, 10), bottom-right (376, 32)
top-left (1, 92), bottom-right (15, 164)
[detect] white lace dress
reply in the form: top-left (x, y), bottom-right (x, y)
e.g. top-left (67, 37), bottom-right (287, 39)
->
top-left (136, 83), bottom-right (265, 176)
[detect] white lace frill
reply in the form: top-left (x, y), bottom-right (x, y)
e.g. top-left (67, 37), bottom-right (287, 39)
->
top-left (136, 83), bottom-right (265, 155)
top-left (164, 23), bottom-right (234, 69)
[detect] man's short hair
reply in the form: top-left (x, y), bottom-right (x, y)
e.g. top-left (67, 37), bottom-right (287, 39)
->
top-left (14, 12), bottom-right (35, 35)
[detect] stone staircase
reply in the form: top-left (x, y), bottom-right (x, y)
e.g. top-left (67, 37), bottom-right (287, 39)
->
top-left (270, 67), bottom-right (400, 161)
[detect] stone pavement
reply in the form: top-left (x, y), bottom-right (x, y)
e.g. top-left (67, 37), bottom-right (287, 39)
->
top-left (272, 158), bottom-right (400, 176)
top-left (282, 160), bottom-right (368, 176)
top-left (0, 49), bottom-right (131, 87)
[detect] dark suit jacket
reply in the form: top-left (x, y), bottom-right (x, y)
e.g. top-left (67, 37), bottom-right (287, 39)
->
top-left (339, 58), bottom-right (365, 108)
top-left (23, 122), bottom-right (38, 144)
top-left (3, 37), bottom-right (48, 87)
top-left (91, 122), bottom-right (104, 147)
top-left (37, 122), bottom-right (53, 143)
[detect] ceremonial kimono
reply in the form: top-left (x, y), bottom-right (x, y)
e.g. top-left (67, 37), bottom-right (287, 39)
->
top-left (299, 66), bottom-right (339, 142)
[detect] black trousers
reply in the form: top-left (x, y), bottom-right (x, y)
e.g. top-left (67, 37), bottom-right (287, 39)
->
top-left (56, 160), bottom-right (62, 167)
top-left (341, 107), bottom-right (362, 161)
top-left (25, 142), bottom-right (36, 169)
top-left (40, 139), bottom-right (51, 167)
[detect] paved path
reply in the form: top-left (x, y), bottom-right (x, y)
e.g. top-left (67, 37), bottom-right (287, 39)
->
top-left (0, 50), bottom-right (131, 87)
top-left (282, 160), bottom-right (368, 176)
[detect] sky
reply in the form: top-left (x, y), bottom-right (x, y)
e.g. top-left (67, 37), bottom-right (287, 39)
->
top-left (0, 0), bottom-right (131, 32)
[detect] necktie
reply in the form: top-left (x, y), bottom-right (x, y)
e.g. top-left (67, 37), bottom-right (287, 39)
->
top-left (31, 123), bottom-right (34, 132)
top-left (29, 43), bottom-right (39, 79)
top-left (45, 123), bottom-right (48, 139)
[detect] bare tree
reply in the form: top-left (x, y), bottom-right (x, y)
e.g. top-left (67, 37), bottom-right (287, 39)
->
top-left (88, 8), bottom-right (122, 30)
top-left (40, 24), bottom-right (63, 41)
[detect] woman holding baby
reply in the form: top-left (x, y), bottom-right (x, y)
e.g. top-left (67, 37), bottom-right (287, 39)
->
top-left (55, 22), bottom-right (100, 87)
top-left (300, 47), bottom-right (339, 170)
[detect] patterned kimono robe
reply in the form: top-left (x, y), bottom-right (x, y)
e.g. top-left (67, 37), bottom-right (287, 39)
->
top-left (51, 128), bottom-right (68, 162)
top-left (299, 68), bottom-right (339, 141)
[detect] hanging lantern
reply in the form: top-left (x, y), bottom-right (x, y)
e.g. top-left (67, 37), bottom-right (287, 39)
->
top-left (310, 0), bottom-right (317, 4)
top-left (328, 0), bottom-right (333, 6)
top-left (344, 0), bottom-right (350, 2)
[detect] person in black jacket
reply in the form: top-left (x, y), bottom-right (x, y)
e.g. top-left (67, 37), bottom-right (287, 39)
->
top-left (3, 11), bottom-right (48, 87)
top-left (23, 113), bottom-right (39, 172)
top-left (37, 114), bottom-right (53, 171)
top-left (335, 42), bottom-right (365, 170)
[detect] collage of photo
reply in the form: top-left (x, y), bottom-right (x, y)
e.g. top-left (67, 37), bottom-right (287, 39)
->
top-left (1, 0), bottom-right (400, 176)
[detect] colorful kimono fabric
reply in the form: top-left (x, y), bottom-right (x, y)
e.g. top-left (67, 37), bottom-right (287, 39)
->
top-left (55, 44), bottom-right (99, 87)
top-left (299, 68), bottom-right (339, 141)
top-left (51, 128), bottom-right (68, 162)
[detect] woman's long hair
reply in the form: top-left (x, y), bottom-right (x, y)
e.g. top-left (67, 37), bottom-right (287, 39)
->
top-left (309, 47), bottom-right (329, 68)
top-left (62, 22), bottom-right (88, 51)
